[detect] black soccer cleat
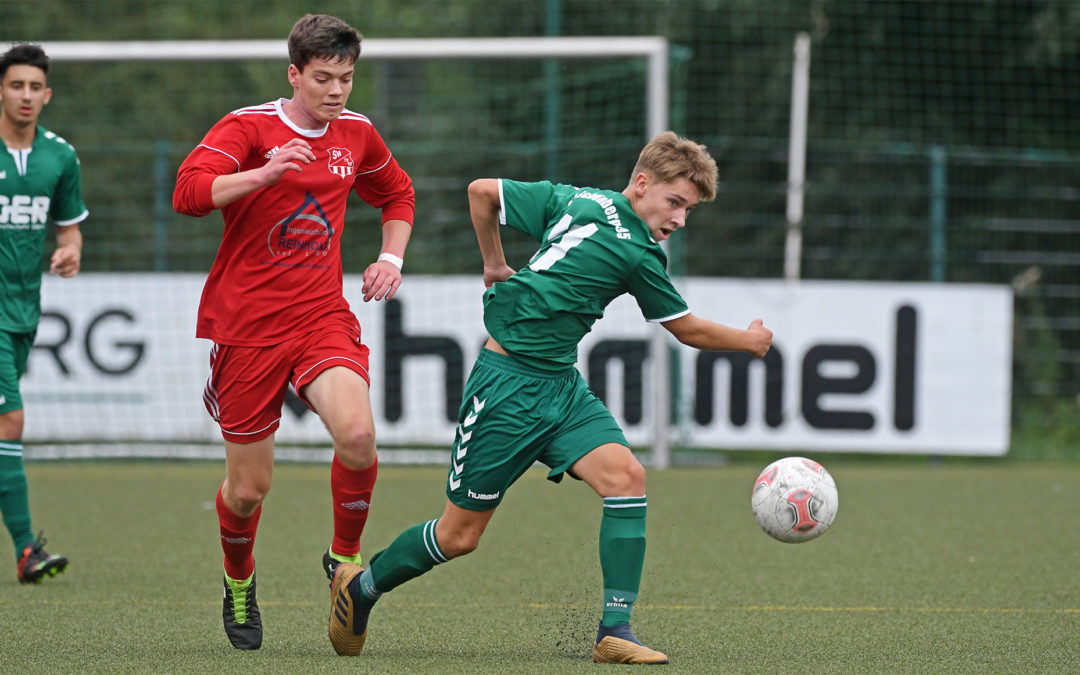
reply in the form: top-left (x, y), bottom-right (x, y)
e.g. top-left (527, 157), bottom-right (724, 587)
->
top-left (222, 571), bottom-right (262, 650)
top-left (322, 548), bottom-right (339, 581)
top-left (323, 548), bottom-right (364, 583)
top-left (16, 532), bottom-right (69, 584)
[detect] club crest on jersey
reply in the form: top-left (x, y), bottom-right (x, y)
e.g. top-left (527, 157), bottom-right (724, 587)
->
top-left (328, 147), bottom-right (354, 179)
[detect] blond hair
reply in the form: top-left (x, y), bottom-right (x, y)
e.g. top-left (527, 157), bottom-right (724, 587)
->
top-left (631, 131), bottom-right (718, 202)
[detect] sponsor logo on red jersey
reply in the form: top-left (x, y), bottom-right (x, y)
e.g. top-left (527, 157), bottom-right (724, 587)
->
top-left (266, 192), bottom-right (334, 266)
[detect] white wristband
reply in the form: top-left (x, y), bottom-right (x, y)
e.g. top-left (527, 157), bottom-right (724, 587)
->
top-left (377, 252), bottom-right (403, 270)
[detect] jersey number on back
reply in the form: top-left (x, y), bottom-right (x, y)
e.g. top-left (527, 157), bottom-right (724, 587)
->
top-left (529, 215), bottom-right (599, 272)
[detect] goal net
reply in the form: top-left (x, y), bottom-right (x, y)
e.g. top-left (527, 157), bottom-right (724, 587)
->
top-left (22, 38), bottom-right (680, 463)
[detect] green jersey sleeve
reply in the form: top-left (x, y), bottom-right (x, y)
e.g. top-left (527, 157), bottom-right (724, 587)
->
top-left (51, 146), bottom-right (88, 225)
top-left (498, 179), bottom-right (556, 241)
top-left (627, 249), bottom-right (690, 322)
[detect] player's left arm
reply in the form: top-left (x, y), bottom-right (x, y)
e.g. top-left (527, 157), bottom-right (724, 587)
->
top-left (663, 313), bottom-right (773, 357)
top-left (50, 223), bottom-right (83, 278)
top-left (362, 218), bottom-right (411, 302)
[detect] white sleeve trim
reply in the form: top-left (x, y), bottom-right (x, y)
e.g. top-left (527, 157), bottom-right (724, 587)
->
top-left (355, 153), bottom-right (392, 176)
top-left (497, 178), bottom-right (507, 226)
top-left (647, 308), bottom-right (691, 323)
top-left (54, 209), bottom-right (89, 227)
top-left (196, 144), bottom-right (241, 171)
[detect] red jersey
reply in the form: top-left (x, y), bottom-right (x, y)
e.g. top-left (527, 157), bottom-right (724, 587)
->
top-left (173, 98), bottom-right (415, 346)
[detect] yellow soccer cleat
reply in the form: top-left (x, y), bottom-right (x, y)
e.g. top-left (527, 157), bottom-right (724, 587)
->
top-left (591, 623), bottom-right (669, 664)
top-left (328, 563), bottom-right (370, 655)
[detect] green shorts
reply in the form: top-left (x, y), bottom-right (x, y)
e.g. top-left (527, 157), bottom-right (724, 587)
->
top-left (445, 348), bottom-right (628, 511)
top-left (0, 328), bottom-right (35, 414)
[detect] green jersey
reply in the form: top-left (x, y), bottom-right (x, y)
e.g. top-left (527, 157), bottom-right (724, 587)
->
top-left (484, 179), bottom-right (688, 372)
top-left (0, 125), bottom-right (88, 332)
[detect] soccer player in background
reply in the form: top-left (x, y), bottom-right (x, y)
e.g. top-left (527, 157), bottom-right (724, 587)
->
top-left (328, 132), bottom-right (772, 663)
top-left (0, 43), bottom-right (82, 585)
top-left (172, 14), bottom-right (415, 650)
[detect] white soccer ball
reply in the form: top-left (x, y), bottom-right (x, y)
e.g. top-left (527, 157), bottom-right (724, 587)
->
top-left (751, 456), bottom-right (838, 543)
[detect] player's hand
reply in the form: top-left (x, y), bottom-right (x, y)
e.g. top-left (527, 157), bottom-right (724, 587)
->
top-left (259, 138), bottom-right (316, 185)
top-left (49, 244), bottom-right (81, 278)
top-left (362, 260), bottom-right (402, 302)
top-left (483, 263), bottom-right (515, 288)
top-left (746, 318), bottom-right (773, 357)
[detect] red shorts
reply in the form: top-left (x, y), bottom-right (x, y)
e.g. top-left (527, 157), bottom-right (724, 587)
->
top-left (203, 321), bottom-right (371, 443)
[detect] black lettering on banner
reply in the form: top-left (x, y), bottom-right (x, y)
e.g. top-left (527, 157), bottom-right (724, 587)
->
top-left (587, 340), bottom-right (648, 424)
top-left (801, 345), bottom-right (876, 430)
top-left (384, 299), bottom-right (463, 422)
top-left (30, 311), bottom-right (73, 375)
top-left (284, 387), bottom-right (309, 419)
top-left (894, 304), bottom-right (917, 431)
top-left (694, 349), bottom-right (784, 427)
top-left (84, 309), bottom-right (145, 375)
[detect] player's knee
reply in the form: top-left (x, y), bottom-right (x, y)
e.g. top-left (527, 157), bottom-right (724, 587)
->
top-left (439, 530), bottom-right (482, 559)
top-left (603, 458), bottom-right (647, 496)
top-left (227, 483), bottom-right (269, 516)
top-left (0, 409), bottom-right (25, 439)
top-left (332, 421), bottom-right (376, 466)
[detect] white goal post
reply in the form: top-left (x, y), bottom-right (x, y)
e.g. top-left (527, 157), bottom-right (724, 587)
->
top-left (37, 37), bottom-right (669, 141)
top-left (33, 37), bottom-right (679, 467)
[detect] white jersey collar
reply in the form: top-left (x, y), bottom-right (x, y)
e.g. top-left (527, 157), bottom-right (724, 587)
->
top-left (275, 98), bottom-right (329, 138)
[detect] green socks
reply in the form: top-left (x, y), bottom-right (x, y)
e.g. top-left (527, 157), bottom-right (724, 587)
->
top-left (363, 518), bottom-right (448, 599)
top-left (0, 442), bottom-right (33, 557)
top-left (599, 496), bottom-right (647, 627)
top-left (341, 498), bottom-right (648, 630)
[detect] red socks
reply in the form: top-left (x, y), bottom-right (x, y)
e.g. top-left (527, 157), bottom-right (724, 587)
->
top-left (216, 484), bottom-right (261, 580)
top-left (214, 456), bottom-right (375, 577)
top-left (330, 455), bottom-right (377, 557)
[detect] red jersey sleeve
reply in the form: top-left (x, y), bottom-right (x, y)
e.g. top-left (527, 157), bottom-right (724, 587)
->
top-left (173, 113), bottom-right (253, 217)
top-left (351, 127), bottom-right (416, 225)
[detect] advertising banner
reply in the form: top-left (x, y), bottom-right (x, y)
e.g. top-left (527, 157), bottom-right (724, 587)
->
top-left (23, 275), bottom-right (1012, 455)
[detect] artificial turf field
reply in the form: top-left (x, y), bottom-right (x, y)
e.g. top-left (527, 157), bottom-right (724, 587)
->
top-left (1, 459), bottom-right (1077, 673)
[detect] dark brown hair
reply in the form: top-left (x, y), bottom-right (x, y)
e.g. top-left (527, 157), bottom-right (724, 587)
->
top-left (0, 43), bottom-right (49, 81)
top-left (287, 14), bottom-right (362, 70)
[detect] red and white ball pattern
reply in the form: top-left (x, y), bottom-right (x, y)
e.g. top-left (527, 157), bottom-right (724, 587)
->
top-left (751, 456), bottom-right (838, 543)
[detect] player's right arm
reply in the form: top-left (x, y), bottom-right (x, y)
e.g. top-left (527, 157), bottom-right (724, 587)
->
top-left (173, 115), bottom-right (315, 216)
top-left (468, 178), bottom-right (515, 288)
top-left (207, 138), bottom-right (315, 208)
top-left (662, 314), bottom-right (773, 357)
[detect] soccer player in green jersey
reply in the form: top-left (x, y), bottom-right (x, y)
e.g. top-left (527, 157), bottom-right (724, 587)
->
top-left (329, 132), bottom-right (772, 663)
top-left (0, 44), bottom-right (85, 584)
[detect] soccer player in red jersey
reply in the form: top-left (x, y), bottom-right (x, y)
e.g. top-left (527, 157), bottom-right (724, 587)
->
top-left (172, 14), bottom-right (415, 651)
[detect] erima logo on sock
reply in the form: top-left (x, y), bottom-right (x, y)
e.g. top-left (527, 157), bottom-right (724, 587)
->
top-left (340, 500), bottom-right (369, 511)
top-left (606, 596), bottom-right (629, 609)
top-left (221, 536), bottom-right (252, 545)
